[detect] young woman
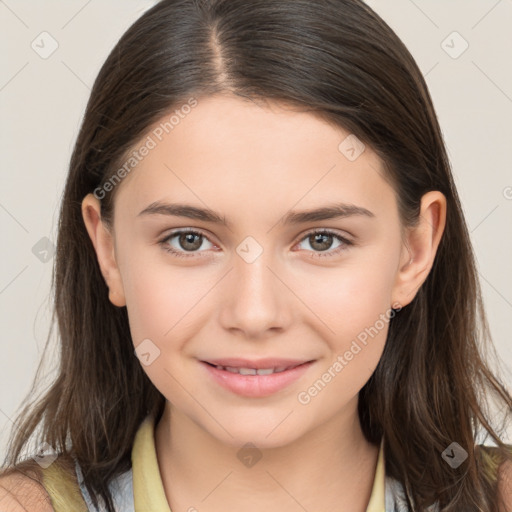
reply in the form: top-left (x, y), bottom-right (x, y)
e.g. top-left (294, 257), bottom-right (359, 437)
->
top-left (1, 0), bottom-right (511, 511)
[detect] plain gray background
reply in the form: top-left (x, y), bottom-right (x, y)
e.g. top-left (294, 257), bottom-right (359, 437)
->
top-left (1, 0), bottom-right (511, 460)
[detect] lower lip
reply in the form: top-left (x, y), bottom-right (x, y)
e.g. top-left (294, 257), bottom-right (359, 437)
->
top-left (200, 360), bottom-right (315, 398)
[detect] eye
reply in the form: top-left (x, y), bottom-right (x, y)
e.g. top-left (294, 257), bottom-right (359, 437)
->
top-left (295, 229), bottom-right (353, 258)
top-left (158, 228), bottom-right (353, 259)
top-left (159, 229), bottom-right (215, 258)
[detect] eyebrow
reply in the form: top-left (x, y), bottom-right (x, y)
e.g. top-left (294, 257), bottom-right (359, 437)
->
top-left (137, 201), bottom-right (375, 227)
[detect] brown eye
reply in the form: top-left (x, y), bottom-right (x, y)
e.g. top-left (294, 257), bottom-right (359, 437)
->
top-left (296, 230), bottom-right (353, 258)
top-left (308, 233), bottom-right (335, 251)
top-left (177, 232), bottom-right (203, 251)
top-left (160, 229), bottom-right (214, 258)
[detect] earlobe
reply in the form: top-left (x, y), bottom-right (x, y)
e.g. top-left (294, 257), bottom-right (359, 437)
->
top-left (391, 191), bottom-right (447, 308)
top-left (81, 193), bottom-right (126, 307)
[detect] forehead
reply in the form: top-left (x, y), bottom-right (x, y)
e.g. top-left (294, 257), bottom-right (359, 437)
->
top-left (113, 94), bottom-right (397, 224)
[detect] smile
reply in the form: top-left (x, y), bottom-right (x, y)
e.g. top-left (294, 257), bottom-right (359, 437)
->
top-left (207, 362), bottom-right (301, 375)
top-left (199, 359), bottom-right (315, 397)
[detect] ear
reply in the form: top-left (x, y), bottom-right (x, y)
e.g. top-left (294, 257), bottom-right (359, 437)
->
top-left (81, 193), bottom-right (126, 307)
top-left (391, 191), bottom-right (447, 308)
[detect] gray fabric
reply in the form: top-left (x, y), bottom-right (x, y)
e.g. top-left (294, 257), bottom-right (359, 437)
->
top-left (385, 475), bottom-right (440, 511)
top-left (385, 475), bottom-right (411, 511)
top-left (74, 458), bottom-right (135, 512)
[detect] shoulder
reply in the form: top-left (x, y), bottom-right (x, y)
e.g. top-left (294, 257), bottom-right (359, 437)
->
top-left (477, 443), bottom-right (512, 511)
top-left (0, 467), bottom-right (54, 512)
top-left (497, 457), bottom-right (512, 512)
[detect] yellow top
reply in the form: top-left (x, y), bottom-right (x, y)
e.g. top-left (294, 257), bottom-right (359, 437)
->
top-left (132, 414), bottom-right (386, 512)
top-left (42, 414), bottom-right (386, 511)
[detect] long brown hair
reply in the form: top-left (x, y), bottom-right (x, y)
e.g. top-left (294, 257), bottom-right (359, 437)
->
top-left (2, 0), bottom-right (511, 510)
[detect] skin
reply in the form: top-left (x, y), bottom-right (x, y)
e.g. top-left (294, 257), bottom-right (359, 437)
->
top-left (82, 93), bottom-right (446, 512)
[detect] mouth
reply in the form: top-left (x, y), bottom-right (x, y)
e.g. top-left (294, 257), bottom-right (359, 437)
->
top-left (199, 358), bottom-right (315, 397)
top-left (202, 361), bottom-right (306, 375)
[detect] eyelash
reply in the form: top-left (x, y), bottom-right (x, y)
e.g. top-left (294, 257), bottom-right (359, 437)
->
top-left (158, 228), bottom-right (354, 259)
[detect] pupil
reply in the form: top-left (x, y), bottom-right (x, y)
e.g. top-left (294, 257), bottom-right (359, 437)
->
top-left (312, 233), bottom-right (332, 251)
top-left (181, 233), bottom-right (201, 250)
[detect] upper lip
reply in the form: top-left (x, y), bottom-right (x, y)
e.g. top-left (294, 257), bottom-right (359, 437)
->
top-left (202, 358), bottom-right (313, 370)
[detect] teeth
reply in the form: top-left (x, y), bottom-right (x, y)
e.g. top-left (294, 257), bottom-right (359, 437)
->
top-left (216, 365), bottom-right (294, 375)
top-left (239, 367), bottom-right (258, 375)
top-left (256, 368), bottom-right (274, 375)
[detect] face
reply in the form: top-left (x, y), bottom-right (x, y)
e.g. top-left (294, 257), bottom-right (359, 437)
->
top-left (83, 94), bottom-right (445, 449)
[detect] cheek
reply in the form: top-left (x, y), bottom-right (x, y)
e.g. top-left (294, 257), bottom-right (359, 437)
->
top-left (294, 246), bottom-right (399, 392)
top-left (120, 254), bottom-right (212, 396)
top-left (299, 246), bottom-right (399, 335)
top-left (119, 249), bottom-right (213, 346)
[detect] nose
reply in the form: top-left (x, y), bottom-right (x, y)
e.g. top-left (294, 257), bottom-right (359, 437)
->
top-left (218, 247), bottom-right (294, 340)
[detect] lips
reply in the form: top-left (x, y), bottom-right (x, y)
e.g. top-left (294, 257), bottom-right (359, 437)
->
top-left (202, 357), bottom-right (310, 371)
top-left (199, 358), bottom-right (315, 397)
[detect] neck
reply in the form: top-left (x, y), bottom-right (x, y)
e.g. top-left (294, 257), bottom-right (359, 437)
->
top-left (155, 398), bottom-right (380, 512)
